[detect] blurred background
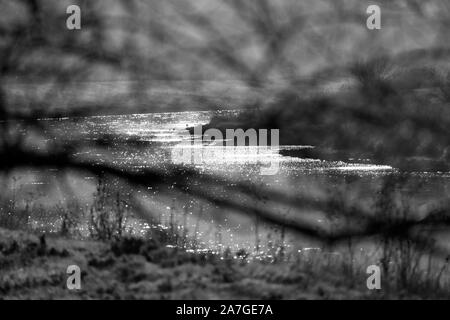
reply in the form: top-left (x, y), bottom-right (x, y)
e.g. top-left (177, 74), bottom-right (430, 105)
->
top-left (1, 0), bottom-right (450, 299)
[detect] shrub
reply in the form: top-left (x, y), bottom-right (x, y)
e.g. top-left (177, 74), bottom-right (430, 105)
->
top-left (89, 178), bottom-right (129, 241)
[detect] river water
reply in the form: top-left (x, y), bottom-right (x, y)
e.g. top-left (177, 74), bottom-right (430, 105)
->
top-left (8, 110), bottom-right (450, 253)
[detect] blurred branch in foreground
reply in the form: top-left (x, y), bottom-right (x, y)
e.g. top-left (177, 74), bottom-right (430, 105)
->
top-left (1, 0), bottom-right (450, 261)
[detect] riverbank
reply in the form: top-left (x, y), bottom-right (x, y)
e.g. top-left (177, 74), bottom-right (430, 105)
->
top-left (0, 227), bottom-right (445, 300)
top-left (199, 64), bottom-right (450, 172)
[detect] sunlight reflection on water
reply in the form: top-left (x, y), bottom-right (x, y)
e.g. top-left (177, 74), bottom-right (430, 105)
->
top-left (46, 109), bottom-right (394, 177)
top-left (20, 110), bottom-right (444, 253)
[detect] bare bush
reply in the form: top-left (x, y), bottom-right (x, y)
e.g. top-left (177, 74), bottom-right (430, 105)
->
top-left (89, 178), bottom-right (129, 241)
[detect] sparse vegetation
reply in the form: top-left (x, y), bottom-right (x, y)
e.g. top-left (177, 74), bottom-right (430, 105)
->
top-left (1, 175), bottom-right (450, 299)
top-left (89, 178), bottom-right (129, 241)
